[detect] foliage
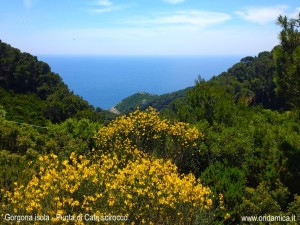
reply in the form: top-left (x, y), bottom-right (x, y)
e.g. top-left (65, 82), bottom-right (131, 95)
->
top-left (193, 108), bottom-right (300, 220)
top-left (0, 150), bottom-right (39, 195)
top-left (95, 108), bottom-right (204, 174)
top-left (274, 13), bottom-right (300, 108)
top-left (159, 51), bottom-right (280, 121)
top-left (0, 88), bottom-right (48, 126)
top-left (0, 115), bottom-right (101, 159)
top-left (239, 180), bottom-right (289, 217)
top-left (0, 105), bottom-right (6, 118)
top-left (141, 88), bottom-right (191, 111)
top-left (2, 143), bottom-right (214, 224)
top-left (114, 88), bottom-right (190, 115)
top-left (188, 81), bottom-right (238, 125)
top-left (0, 117), bottom-right (46, 155)
top-left (115, 92), bottom-right (158, 115)
top-left (201, 162), bottom-right (246, 209)
top-left (212, 51), bottom-right (280, 109)
top-left (46, 118), bottom-right (101, 157)
top-left (288, 195), bottom-right (300, 221)
top-left (0, 40), bottom-right (108, 124)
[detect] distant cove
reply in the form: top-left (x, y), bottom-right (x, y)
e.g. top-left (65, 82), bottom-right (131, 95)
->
top-left (38, 55), bottom-right (242, 109)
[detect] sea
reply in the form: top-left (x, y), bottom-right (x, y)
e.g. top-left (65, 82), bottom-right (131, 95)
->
top-left (38, 55), bottom-right (243, 109)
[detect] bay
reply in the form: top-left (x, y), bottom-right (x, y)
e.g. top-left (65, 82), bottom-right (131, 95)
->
top-left (38, 55), bottom-right (242, 109)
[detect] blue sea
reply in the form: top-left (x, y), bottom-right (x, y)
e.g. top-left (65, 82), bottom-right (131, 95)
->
top-left (38, 55), bottom-right (242, 109)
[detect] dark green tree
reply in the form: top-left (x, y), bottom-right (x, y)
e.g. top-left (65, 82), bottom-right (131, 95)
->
top-left (273, 13), bottom-right (300, 108)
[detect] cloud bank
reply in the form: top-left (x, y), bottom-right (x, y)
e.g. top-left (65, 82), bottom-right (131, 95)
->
top-left (133, 10), bottom-right (231, 29)
top-left (235, 5), bottom-right (288, 25)
top-left (90, 0), bottom-right (125, 13)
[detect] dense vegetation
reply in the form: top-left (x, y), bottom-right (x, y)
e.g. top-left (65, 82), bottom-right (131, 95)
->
top-left (1, 14), bottom-right (300, 224)
top-left (114, 92), bottom-right (158, 115)
top-left (114, 88), bottom-right (190, 115)
top-left (0, 40), bottom-right (114, 125)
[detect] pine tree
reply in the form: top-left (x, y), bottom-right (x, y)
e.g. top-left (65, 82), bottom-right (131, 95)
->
top-left (273, 13), bottom-right (300, 108)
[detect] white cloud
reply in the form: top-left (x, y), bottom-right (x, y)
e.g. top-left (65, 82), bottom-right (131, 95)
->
top-left (162, 0), bottom-right (185, 4)
top-left (97, 0), bottom-right (112, 7)
top-left (92, 7), bottom-right (114, 13)
top-left (133, 10), bottom-right (231, 29)
top-left (90, 0), bottom-right (127, 13)
top-left (235, 5), bottom-right (288, 25)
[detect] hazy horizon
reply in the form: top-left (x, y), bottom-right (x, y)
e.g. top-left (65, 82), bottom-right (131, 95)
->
top-left (1, 1), bottom-right (299, 56)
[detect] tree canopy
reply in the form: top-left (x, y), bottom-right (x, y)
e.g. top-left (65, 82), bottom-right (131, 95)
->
top-left (0, 40), bottom-right (112, 124)
top-left (273, 13), bottom-right (300, 109)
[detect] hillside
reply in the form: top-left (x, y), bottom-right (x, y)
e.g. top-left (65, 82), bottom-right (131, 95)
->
top-left (113, 92), bottom-right (158, 115)
top-left (113, 88), bottom-right (191, 115)
top-left (0, 40), bottom-right (115, 124)
top-left (112, 51), bottom-right (282, 117)
top-left (159, 51), bottom-right (279, 121)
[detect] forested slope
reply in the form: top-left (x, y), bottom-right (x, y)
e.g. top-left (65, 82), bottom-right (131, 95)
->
top-left (0, 40), bottom-right (113, 124)
top-left (114, 88), bottom-right (191, 115)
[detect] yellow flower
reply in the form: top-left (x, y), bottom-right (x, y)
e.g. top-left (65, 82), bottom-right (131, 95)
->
top-left (3, 108), bottom-right (219, 224)
top-left (225, 213), bottom-right (231, 220)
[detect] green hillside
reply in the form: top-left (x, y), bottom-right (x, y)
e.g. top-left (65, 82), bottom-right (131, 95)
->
top-left (114, 92), bottom-right (158, 114)
top-left (0, 40), bottom-right (115, 125)
top-left (113, 88), bottom-right (191, 115)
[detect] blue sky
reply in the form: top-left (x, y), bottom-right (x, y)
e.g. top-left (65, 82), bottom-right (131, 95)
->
top-left (0, 0), bottom-right (299, 55)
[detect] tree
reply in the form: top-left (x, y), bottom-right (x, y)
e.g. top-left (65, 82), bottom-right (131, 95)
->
top-left (273, 14), bottom-right (300, 108)
top-left (0, 105), bottom-right (6, 118)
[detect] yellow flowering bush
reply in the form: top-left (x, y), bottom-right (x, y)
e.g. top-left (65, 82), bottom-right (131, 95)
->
top-left (95, 108), bottom-right (204, 172)
top-left (1, 108), bottom-right (215, 224)
top-left (2, 150), bottom-right (213, 224)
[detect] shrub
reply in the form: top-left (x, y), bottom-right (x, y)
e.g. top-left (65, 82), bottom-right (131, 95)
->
top-left (2, 150), bottom-right (213, 224)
